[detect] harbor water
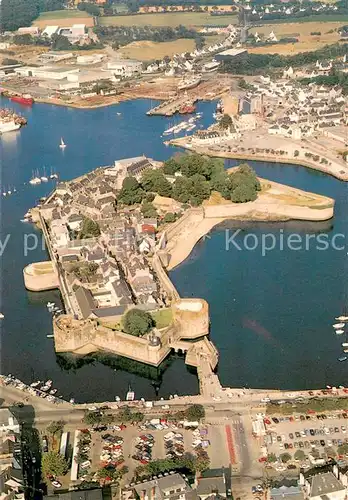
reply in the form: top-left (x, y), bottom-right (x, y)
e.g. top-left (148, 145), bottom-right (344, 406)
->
top-left (1, 96), bottom-right (347, 402)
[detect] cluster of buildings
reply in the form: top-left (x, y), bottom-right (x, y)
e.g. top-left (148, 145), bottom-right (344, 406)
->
top-left (17, 23), bottom-right (89, 44)
top-left (41, 156), bottom-right (167, 322)
top-left (249, 76), bottom-right (348, 140)
top-left (0, 409), bottom-right (23, 500)
top-left (245, 1), bottom-right (339, 20)
top-left (270, 468), bottom-right (348, 500)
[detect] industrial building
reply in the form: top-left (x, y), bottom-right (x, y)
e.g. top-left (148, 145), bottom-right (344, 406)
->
top-left (215, 48), bottom-right (247, 62)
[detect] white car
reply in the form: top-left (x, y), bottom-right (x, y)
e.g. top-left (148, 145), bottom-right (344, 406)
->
top-left (52, 481), bottom-right (62, 488)
top-left (80, 460), bottom-right (91, 469)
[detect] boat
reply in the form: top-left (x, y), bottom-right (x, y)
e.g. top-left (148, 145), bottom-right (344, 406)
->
top-left (178, 76), bottom-right (201, 91)
top-left (179, 104), bottom-right (196, 114)
top-left (46, 334), bottom-right (54, 338)
top-left (336, 330), bottom-right (344, 335)
top-left (0, 313), bottom-right (4, 319)
top-left (41, 168), bottom-right (48, 182)
top-left (126, 386), bottom-right (135, 401)
top-left (342, 343), bottom-right (348, 347)
top-left (29, 171), bottom-right (41, 185)
top-left (69, 398), bottom-right (75, 404)
top-left (0, 121), bottom-right (21, 134)
top-left (7, 188), bottom-right (11, 195)
top-left (10, 94), bottom-right (34, 106)
top-left (336, 316), bottom-right (348, 321)
top-left (49, 389), bottom-right (57, 395)
top-left (59, 138), bottom-right (66, 149)
top-left (338, 356), bottom-right (347, 362)
top-left (333, 323), bottom-right (345, 329)
top-left (117, 112), bottom-right (122, 116)
top-left (30, 380), bottom-right (41, 387)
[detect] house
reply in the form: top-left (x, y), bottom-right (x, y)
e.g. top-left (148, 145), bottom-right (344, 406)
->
top-left (44, 489), bottom-right (103, 500)
top-left (73, 285), bottom-right (96, 319)
top-left (304, 471), bottom-right (346, 500)
top-left (196, 469), bottom-right (227, 500)
top-left (107, 60), bottom-right (142, 78)
top-left (0, 409), bottom-right (20, 435)
top-left (68, 214), bottom-right (84, 231)
top-left (270, 485), bottom-right (304, 500)
top-left (133, 472), bottom-right (196, 500)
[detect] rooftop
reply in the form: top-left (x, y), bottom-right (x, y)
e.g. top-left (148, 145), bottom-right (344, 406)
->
top-left (307, 472), bottom-right (345, 497)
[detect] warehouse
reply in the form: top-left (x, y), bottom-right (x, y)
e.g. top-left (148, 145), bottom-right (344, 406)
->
top-left (215, 48), bottom-right (247, 62)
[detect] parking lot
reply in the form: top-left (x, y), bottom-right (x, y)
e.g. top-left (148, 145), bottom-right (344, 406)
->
top-left (265, 411), bottom-right (348, 461)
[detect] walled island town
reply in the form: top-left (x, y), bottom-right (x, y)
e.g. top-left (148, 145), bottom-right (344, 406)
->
top-left (5, 0), bottom-right (348, 498)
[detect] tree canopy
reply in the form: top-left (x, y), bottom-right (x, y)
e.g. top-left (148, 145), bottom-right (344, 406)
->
top-left (118, 177), bottom-right (144, 205)
top-left (79, 217), bottom-right (101, 239)
top-left (185, 404), bottom-right (205, 421)
top-left (42, 451), bottom-right (69, 478)
top-left (46, 420), bottom-right (64, 435)
top-left (0, 0), bottom-right (64, 31)
top-left (122, 308), bottom-right (154, 337)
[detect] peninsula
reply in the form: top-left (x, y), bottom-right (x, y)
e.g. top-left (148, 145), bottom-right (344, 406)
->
top-left (24, 153), bottom-right (334, 395)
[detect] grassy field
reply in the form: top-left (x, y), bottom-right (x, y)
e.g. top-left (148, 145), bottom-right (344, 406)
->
top-left (249, 21), bottom-right (343, 54)
top-left (99, 12), bottom-right (238, 27)
top-left (118, 39), bottom-right (195, 60)
top-left (151, 308), bottom-right (173, 329)
top-left (263, 14), bottom-right (348, 23)
top-left (33, 9), bottom-right (94, 28)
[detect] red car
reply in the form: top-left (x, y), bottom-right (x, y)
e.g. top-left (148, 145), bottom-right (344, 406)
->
top-left (264, 418), bottom-right (271, 425)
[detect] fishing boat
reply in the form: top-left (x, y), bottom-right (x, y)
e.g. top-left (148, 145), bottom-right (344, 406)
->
top-left (336, 329), bottom-right (344, 335)
top-left (333, 323), bottom-right (345, 329)
top-left (59, 138), bottom-right (66, 149)
top-left (30, 380), bottom-right (41, 387)
top-left (336, 316), bottom-right (348, 321)
top-left (338, 356), bottom-right (347, 362)
top-left (126, 386), bottom-right (135, 401)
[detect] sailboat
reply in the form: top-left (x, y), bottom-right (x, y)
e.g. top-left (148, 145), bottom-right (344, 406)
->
top-left (50, 167), bottom-right (58, 180)
top-left (7, 187), bottom-right (11, 195)
top-left (41, 167), bottom-right (48, 182)
top-left (59, 138), bottom-right (66, 149)
top-left (29, 170), bottom-right (41, 185)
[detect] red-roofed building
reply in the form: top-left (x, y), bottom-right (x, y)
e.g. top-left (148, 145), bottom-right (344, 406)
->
top-left (142, 224), bottom-right (156, 234)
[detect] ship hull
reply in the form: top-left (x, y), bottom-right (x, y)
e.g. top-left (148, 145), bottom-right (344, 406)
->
top-left (10, 96), bottom-right (34, 106)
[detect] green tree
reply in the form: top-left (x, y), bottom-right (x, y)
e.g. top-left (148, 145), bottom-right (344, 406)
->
top-left (220, 114), bottom-right (233, 130)
top-left (141, 170), bottom-right (172, 197)
top-left (13, 34), bottom-right (33, 45)
top-left (163, 212), bottom-right (176, 223)
top-left (185, 404), bottom-right (205, 421)
top-left (79, 217), bottom-right (100, 239)
top-left (189, 174), bottom-right (211, 205)
top-left (0, 0), bottom-right (39, 31)
top-left (294, 449), bottom-right (306, 460)
top-left (180, 153), bottom-right (208, 178)
top-left (78, 2), bottom-right (100, 16)
top-left (42, 451), bottom-right (69, 477)
top-left (280, 452), bottom-right (291, 463)
top-left (83, 410), bottom-right (102, 425)
top-left (51, 34), bottom-right (72, 51)
top-left (163, 158), bottom-right (180, 175)
top-left (172, 176), bottom-right (192, 203)
top-left (338, 443), bottom-right (348, 455)
top-left (46, 420), bottom-right (64, 435)
top-left (141, 201), bottom-right (157, 218)
top-left (267, 453), bottom-right (277, 463)
top-left (122, 308), bottom-right (154, 336)
top-left (146, 192), bottom-right (156, 202)
top-left (118, 177), bottom-right (144, 205)
top-left (230, 182), bottom-right (257, 203)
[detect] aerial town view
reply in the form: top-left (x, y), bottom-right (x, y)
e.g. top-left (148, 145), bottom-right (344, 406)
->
top-left (5, 0), bottom-right (348, 498)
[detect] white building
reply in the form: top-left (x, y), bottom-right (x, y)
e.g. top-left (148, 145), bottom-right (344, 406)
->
top-left (15, 66), bottom-right (79, 80)
top-left (42, 25), bottom-right (59, 38)
top-left (107, 60), bottom-right (142, 78)
top-left (17, 26), bottom-right (40, 36)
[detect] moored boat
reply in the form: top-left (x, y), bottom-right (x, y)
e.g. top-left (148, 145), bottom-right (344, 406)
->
top-left (333, 323), bottom-right (345, 329)
top-left (336, 316), bottom-right (348, 321)
top-left (338, 356), bottom-right (347, 362)
top-left (10, 94), bottom-right (34, 106)
top-left (336, 329), bottom-right (344, 335)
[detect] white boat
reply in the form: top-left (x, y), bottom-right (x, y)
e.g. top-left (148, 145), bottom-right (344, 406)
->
top-left (117, 112), bottom-right (122, 116)
top-left (333, 323), bottom-right (345, 329)
top-left (0, 120), bottom-right (21, 134)
top-left (41, 176), bottom-right (48, 182)
top-left (69, 398), bottom-right (75, 404)
top-left (59, 138), bottom-right (66, 149)
top-left (0, 313), bottom-right (4, 319)
top-left (338, 356), bottom-right (347, 362)
top-left (7, 188), bottom-right (11, 195)
top-left (336, 329), bottom-right (344, 335)
top-left (29, 171), bottom-right (42, 185)
top-left (336, 316), bottom-right (348, 321)
top-left (342, 343), bottom-right (348, 347)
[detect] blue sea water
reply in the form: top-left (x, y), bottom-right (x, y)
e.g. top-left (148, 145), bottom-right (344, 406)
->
top-left (1, 97), bottom-right (347, 401)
